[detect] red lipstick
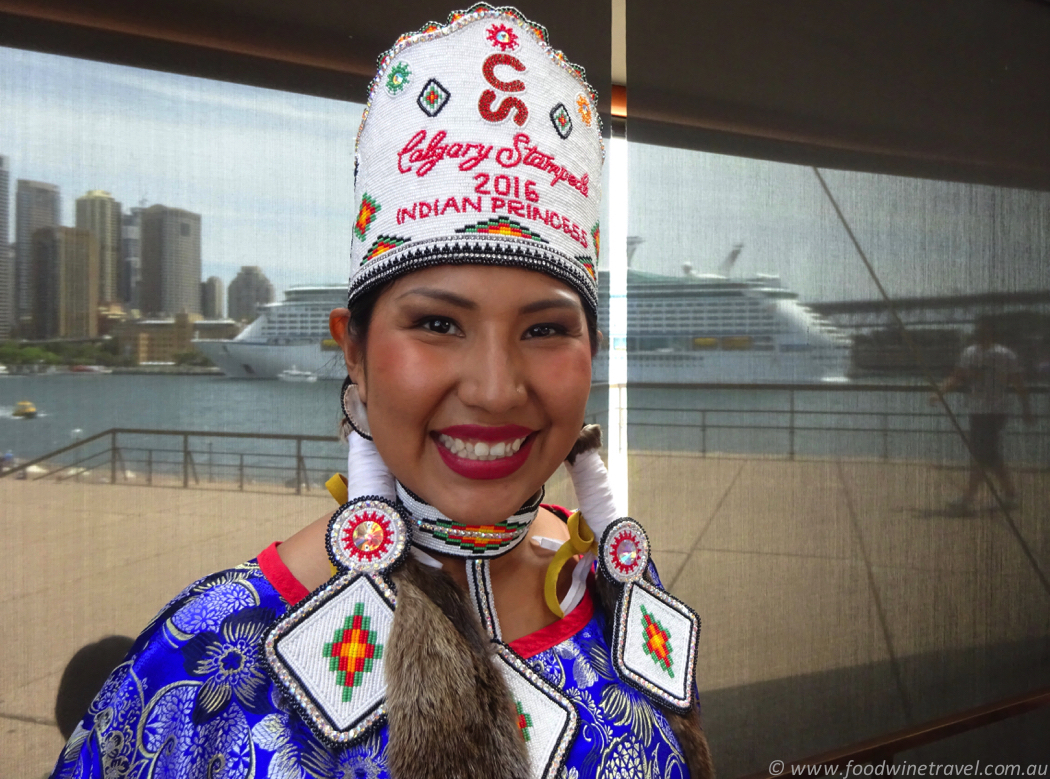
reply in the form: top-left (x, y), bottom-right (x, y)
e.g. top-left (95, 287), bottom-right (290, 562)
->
top-left (437, 424), bottom-right (533, 442)
top-left (432, 425), bottom-right (536, 480)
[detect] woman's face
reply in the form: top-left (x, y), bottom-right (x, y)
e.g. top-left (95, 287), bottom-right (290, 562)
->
top-left (334, 265), bottom-right (594, 525)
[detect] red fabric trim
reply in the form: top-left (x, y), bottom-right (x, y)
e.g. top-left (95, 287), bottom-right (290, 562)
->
top-left (257, 541), bottom-right (311, 607)
top-left (541, 502), bottom-right (573, 521)
top-left (509, 584), bottom-right (594, 659)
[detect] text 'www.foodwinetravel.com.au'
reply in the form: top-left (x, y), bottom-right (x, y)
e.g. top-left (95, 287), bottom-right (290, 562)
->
top-left (767, 761), bottom-right (1049, 777)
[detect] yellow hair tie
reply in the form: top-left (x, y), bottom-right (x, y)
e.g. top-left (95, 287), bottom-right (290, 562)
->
top-left (544, 511), bottom-right (597, 618)
top-left (325, 473), bottom-right (349, 505)
top-left (325, 474), bottom-right (349, 578)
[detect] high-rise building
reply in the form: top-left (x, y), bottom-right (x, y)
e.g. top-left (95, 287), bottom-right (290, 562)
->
top-left (121, 206), bottom-right (144, 309)
top-left (31, 227), bottom-right (99, 339)
top-left (15, 180), bottom-right (60, 328)
top-left (140, 205), bottom-right (201, 316)
top-left (0, 156), bottom-right (12, 338)
top-left (75, 190), bottom-right (122, 305)
top-left (201, 275), bottom-right (224, 319)
top-left (228, 266), bottom-right (275, 322)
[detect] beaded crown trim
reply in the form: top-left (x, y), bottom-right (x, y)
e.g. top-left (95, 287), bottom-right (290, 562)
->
top-left (397, 481), bottom-right (543, 559)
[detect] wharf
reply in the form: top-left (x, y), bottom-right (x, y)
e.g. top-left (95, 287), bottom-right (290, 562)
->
top-left (3, 455), bottom-right (1049, 776)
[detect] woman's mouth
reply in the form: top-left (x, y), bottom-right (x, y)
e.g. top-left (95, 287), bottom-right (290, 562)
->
top-left (432, 425), bottom-right (536, 479)
top-left (436, 434), bottom-right (527, 460)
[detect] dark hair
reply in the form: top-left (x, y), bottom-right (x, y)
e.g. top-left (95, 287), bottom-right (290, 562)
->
top-left (348, 278), bottom-right (600, 356)
top-left (54, 635), bottom-right (135, 739)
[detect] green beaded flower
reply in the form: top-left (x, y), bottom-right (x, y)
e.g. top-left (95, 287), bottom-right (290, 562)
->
top-left (386, 62), bottom-right (411, 95)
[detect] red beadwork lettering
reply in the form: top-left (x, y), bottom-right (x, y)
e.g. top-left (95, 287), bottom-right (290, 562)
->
top-left (474, 173), bottom-right (491, 195)
top-left (482, 53), bottom-right (526, 92)
top-left (442, 197), bottom-right (461, 215)
top-left (507, 199), bottom-right (526, 217)
top-left (494, 175), bottom-right (512, 196)
top-left (524, 180), bottom-right (539, 203)
top-left (479, 90), bottom-right (528, 127)
top-left (463, 196), bottom-right (482, 212)
top-left (491, 197), bottom-right (506, 212)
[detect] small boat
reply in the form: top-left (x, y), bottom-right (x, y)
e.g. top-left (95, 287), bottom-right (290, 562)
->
top-left (13, 401), bottom-right (37, 418)
top-left (70, 365), bottom-right (113, 374)
top-left (277, 366), bottom-right (318, 383)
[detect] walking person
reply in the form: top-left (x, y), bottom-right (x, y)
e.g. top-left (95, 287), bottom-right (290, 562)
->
top-left (932, 316), bottom-right (1033, 513)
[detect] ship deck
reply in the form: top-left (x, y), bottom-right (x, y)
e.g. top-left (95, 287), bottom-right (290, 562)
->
top-left (4, 455), bottom-right (1049, 774)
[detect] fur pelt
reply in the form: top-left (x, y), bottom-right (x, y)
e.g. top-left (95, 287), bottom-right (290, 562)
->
top-left (593, 569), bottom-right (716, 779)
top-left (566, 423), bottom-right (603, 465)
top-left (386, 557), bottom-right (530, 779)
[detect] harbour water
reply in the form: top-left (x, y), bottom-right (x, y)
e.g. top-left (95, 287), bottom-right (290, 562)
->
top-left (1, 374), bottom-right (1046, 468)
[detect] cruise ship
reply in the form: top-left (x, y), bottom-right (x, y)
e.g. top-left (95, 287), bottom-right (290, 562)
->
top-left (195, 268), bottom-right (850, 383)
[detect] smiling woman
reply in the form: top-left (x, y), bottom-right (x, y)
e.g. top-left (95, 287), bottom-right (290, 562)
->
top-left (51, 6), bottom-right (711, 779)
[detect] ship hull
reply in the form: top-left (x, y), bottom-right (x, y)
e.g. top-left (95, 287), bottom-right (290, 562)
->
top-left (194, 340), bottom-right (345, 379)
top-left (592, 348), bottom-right (849, 384)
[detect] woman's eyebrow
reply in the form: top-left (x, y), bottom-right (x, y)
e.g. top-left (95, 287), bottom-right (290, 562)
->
top-left (519, 298), bottom-right (581, 315)
top-left (396, 287), bottom-right (477, 309)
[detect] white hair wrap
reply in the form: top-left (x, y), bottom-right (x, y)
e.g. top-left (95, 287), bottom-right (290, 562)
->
top-left (346, 431), bottom-right (397, 502)
top-left (564, 448), bottom-right (618, 539)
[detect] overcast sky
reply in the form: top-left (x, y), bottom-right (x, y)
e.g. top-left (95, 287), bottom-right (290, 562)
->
top-left (3, 45), bottom-right (1048, 304)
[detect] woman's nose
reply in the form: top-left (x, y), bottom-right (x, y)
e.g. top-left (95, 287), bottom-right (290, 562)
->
top-left (457, 332), bottom-right (527, 413)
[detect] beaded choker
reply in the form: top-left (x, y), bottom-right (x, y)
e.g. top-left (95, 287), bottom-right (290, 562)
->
top-left (396, 481), bottom-right (543, 559)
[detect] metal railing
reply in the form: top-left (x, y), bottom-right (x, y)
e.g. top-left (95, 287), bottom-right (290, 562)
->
top-left (584, 382), bottom-right (1048, 462)
top-left (740, 685), bottom-right (1050, 776)
top-left (0, 428), bottom-right (343, 494)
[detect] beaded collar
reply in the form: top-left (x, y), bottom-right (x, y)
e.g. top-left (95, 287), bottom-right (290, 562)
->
top-left (396, 481), bottom-right (543, 559)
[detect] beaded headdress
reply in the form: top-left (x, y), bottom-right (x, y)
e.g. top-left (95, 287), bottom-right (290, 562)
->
top-left (346, 3), bottom-right (604, 317)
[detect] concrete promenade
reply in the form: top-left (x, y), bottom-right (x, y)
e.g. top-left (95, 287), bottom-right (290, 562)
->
top-left (3, 455), bottom-right (1049, 776)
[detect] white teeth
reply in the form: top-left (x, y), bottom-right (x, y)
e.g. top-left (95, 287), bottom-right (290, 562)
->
top-left (437, 434), bottom-right (529, 460)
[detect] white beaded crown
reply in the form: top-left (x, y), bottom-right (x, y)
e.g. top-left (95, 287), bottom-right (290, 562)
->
top-left (347, 4), bottom-right (604, 316)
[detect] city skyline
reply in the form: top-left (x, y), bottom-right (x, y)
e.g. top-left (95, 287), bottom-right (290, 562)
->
top-left (0, 45), bottom-right (360, 302)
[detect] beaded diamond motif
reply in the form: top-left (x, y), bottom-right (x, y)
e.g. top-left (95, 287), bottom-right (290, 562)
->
top-left (549, 103), bottom-right (573, 139)
top-left (354, 195), bottom-right (380, 240)
top-left (323, 602), bottom-right (384, 700)
top-left (613, 578), bottom-right (699, 713)
top-left (417, 78), bottom-right (451, 117)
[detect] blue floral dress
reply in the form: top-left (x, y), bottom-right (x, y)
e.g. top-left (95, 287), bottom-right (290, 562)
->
top-left (52, 544), bottom-right (693, 778)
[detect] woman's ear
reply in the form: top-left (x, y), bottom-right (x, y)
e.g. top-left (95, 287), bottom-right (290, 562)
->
top-left (330, 308), bottom-right (368, 403)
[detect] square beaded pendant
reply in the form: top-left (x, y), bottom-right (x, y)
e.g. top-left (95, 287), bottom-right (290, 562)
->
top-left (612, 577), bottom-right (700, 713)
top-left (263, 572), bottom-right (397, 744)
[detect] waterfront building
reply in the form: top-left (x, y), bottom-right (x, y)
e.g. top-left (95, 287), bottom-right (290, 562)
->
top-left (0, 156), bottom-right (11, 338)
top-left (15, 179), bottom-right (60, 329)
top-left (112, 313), bottom-right (239, 363)
top-left (227, 266), bottom-right (274, 323)
top-left (75, 190), bottom-right (123, 305)
top-left (140, 205), bottom-right (201, 316)
top-left (31, 227), bottom-right (99, 339)
top-left (201, 275), bottom-right (224, 319)
top-left (121, 207), bottom-right (144, 310)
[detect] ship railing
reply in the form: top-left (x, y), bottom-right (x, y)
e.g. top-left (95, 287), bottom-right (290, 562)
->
top-left (0, 429), bottom-right (344, 494)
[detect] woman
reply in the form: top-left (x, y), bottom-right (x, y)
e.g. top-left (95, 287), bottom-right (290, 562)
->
top-left (52, 7), bottom-right (713, 778)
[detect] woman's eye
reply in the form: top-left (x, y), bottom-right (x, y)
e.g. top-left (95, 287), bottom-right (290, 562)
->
top-left (420, 317), bottom-right (457, 335)
top-left (524, 323), bottom-right (566, 339)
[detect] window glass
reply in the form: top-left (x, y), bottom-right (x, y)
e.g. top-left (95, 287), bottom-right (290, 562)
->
top-left (622, 139), bottom-right (1050, 769)
top-left (1, 46), bottom-right (361, 773)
